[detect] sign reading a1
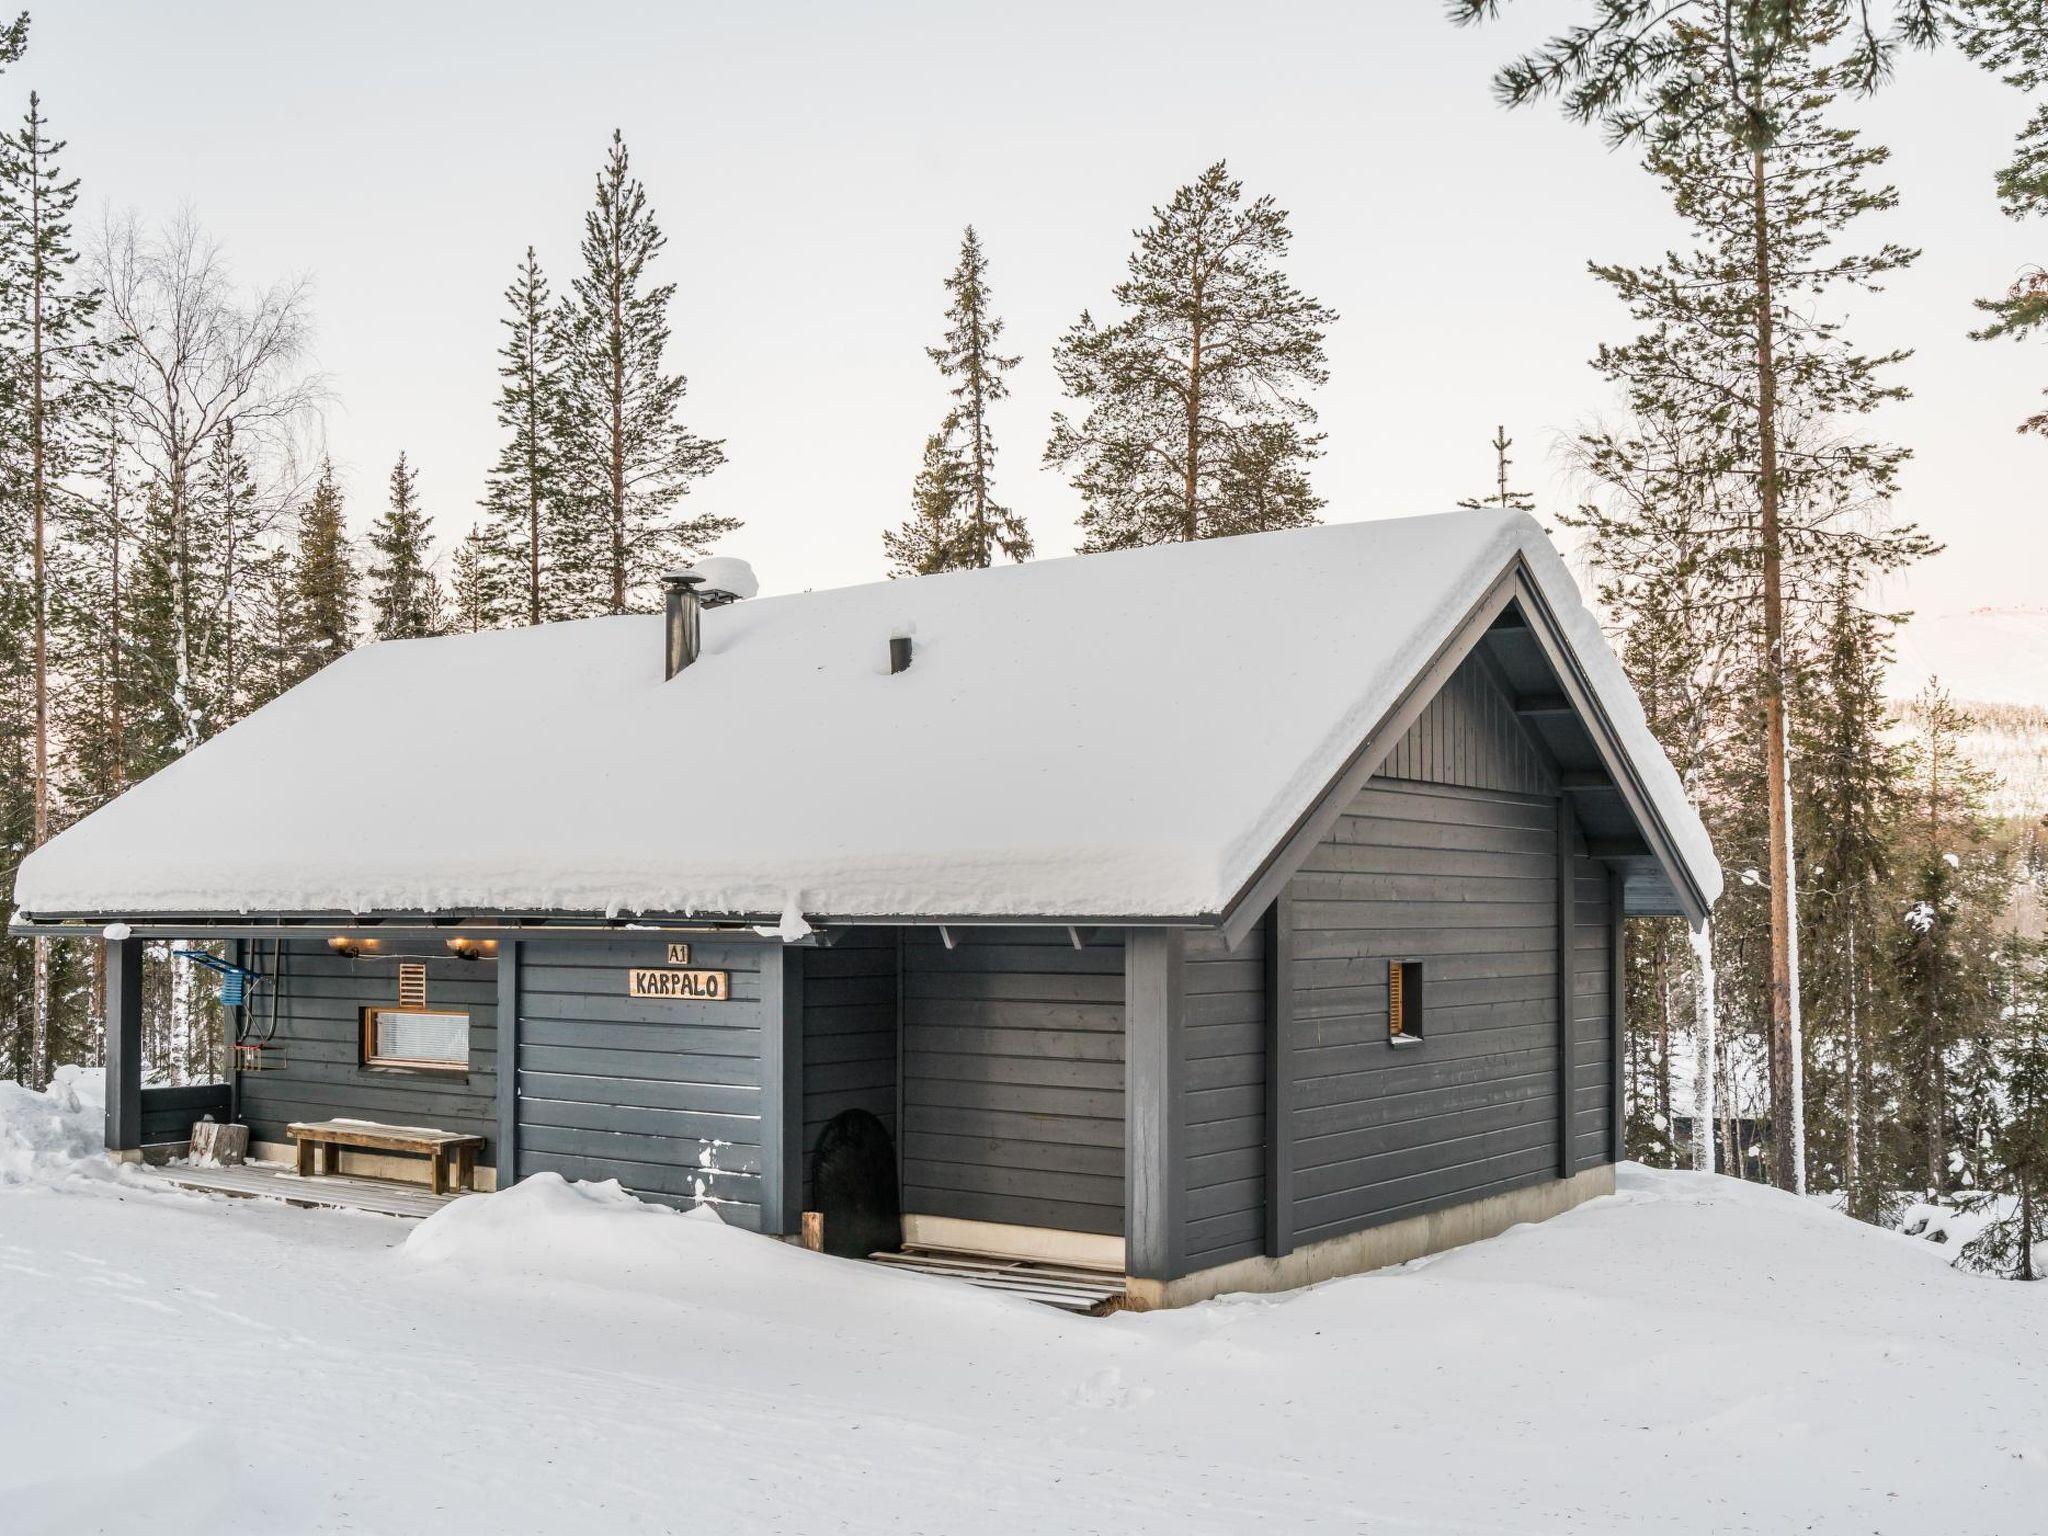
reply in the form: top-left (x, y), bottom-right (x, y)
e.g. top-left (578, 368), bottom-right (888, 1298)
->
top-left (666, 943), bottom-right (691, 965)
top-left (628, 967), bottom-right (730, 1001)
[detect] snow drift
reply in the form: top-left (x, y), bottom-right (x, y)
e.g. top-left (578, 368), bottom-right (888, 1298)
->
top-left (0, 1066), bottom-right (127, 1186)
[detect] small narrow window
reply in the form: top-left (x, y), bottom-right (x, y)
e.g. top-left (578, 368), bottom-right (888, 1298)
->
top-left (1388, 961), bottom-right (1424, 1043)
top-left (362, 1007), bottom-right (470, 1072)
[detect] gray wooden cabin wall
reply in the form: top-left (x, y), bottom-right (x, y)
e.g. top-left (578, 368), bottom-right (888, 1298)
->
top-left (513, 936), bottom-right (769, 1230)
top-left (236, 939), bottom-right (499, 1159)
top-left (1275, 646), bottom-right (1610, 1252)
top-left (799, 930), bottom-right (899, 1208)
top-left (1572, 846), bottom-right (1616, 1169)
top-left (899, 926), bottom-right (1127, 1236)
top-left (1182, 925), bottom-right (1267, 1269)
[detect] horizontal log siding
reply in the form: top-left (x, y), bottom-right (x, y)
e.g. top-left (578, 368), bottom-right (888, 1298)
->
top-left (1287, 779), bottom-right (1563, 1247)
top-left (514, 936), bottom-right (772, 1230)
top-left (1572, 849), bottom-right (1616, 1171)
top-left (237, 940), bottom-right (498, 1160)
top-left (1183, 924), bottom-right (1266, 1268)
top-left (899, 927), bottom-right (1127, 1236)
top-left (140, 1081), bottom-right (232, 1145)
top-left (1379, 650), bottom-right (1554, 797)
top-left (800, 930), bottom-right (900, 1207)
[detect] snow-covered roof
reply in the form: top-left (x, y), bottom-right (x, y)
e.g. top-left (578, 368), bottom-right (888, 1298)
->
top-left (13, 510), bottom-right (1720, 925)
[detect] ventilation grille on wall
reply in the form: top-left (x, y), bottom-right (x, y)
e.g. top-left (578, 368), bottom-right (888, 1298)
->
top-left (398, 962), bottom-right (428, 1009)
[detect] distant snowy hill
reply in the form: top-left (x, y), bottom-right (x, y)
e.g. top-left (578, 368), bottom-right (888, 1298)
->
top-left (1892, 607), bottom-right (2048, 821)
top-left (1892, 606), bottom-right (2048, 709)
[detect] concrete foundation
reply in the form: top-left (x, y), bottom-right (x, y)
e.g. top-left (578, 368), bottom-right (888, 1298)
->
top-left (1124, 1164), bottom-right (1615, 1310)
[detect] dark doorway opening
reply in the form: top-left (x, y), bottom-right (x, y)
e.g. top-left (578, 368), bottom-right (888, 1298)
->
top-left (808, 1108), bottom-right (901, 1260)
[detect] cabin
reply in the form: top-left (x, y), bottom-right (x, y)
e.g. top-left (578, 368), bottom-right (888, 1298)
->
top-left (10, 509), bottom-right (1719, 1308)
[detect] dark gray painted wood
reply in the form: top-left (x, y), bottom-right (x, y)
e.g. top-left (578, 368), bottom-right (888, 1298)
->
top-left (759, 946), bottom-right (804, 1236)
top-left (899, 926), bottom-right (1127, 1238)
top-left (1381, 649), bottom-right (1557, 796)
top-left (105, 937), bottom-right (143, 1152)
top-left (514, 936), bottom-right (772, 1229)
top-left (1556, 800), bottom-right (1577, 1177)
top-left (800, 930), bottom-right (899, 1209)
top-left (1182, 923), bottom-right (1265, 1269)
top-left (1285, 774), bottom-right (1566, 1250)
top-left (1126, 928), bottom-right (1185, 1280)
top-left (496, 941), bottom-right (521, 1178)
top-left (1263, 896), bottom-right (1293, 1259)
top-left (1570, 850), bottom-right (1616, 1172)
top-left (139, 1082), bottom-right (231, 1145)
top-left (1610, 868), bottom-right (1627, 1165)
top-left (235, 940), bottom-right (500, 1163)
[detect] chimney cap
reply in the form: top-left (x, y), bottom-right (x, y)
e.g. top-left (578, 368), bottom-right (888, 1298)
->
top-left (660, 569), bottom-right (706, 590)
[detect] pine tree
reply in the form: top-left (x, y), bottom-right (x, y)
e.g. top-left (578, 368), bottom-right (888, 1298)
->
top-left (884, 429), bottom-right (972, 577)
top-left (0, 90), bottom-right (100, 1088)
top-left (924, 226), bottom-right (1028, 567)
top-left (1457, 425), bottom-right (1538, 513)
top-left (239, 542), bottom-right (298, 713)
top-left (367, 452), bottom-right (443, 640)
top-left (446, 523), bottom-right (502, 634)
top-left (482, 247), bottom-right (560, 623)
top-left (552, 131), bottom-right (733, 615)
top-left (290, 458), bottom-right (358, 680)
top-left (1518, 14), bottom-right (1935, 1192)
top-left (197, 420), bottom-right (269, 729)
top-left (1958, 0), bottom-right (2048, 432)
top-left (1045, 161), bottom-right (1336, 550)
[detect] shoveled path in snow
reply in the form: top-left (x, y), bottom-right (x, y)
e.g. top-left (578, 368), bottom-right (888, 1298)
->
top-left (3, 1164), bottom-right (2045, 1535)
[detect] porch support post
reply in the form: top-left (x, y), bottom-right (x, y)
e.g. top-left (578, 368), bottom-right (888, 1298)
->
top-left (1262, 897), bottom-right (1294, 1259)
top-left (496, 940), bottom-right (521, 1184)
top-left (758, 945), bottom-right (805, 1237)
top-left (1126, 928), bottom-right (1186, 1282)
top-left (1610, 868), bottom-right (1627, 1166)
top-left (104, 936), bottom-right (143, 1157)
top-left (1556, 800), bottom-right (1578, 1177)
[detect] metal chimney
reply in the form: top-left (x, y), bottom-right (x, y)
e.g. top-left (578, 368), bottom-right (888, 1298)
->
top-left (661, 571), bottom-right (704, 680)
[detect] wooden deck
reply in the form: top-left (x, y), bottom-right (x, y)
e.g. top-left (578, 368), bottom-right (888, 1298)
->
top-left (868, 1247), bottom-right (1127, 1313)
top-left (142, 1161), bottom-right (467, 1220)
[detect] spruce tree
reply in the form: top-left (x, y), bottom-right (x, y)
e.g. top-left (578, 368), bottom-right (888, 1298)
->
top-left (446, 522), bottom-right (502, 634)
top-left (1524, 15), bottom-right (1936, 1192)
top-left (367, 453), bottom-right (444, 640)
top-left (552, 131), bottom-right (733, 615)
top-left (0, 90), bottom-right (100, 1088)
top-left (1891, 683), bottom-right (2008, 1199)
top-left (198, 420), bottom-right (268, 729)
top-left (291, 458), bottom-right (358, 679)
top-left (884, 429), bottom-right (972, 577)
top-left (1457, 425), bottom-right (1537, 513)
top-left (239, 542), bottom-right (298, 713)
top-left (1961, 934), bottom-right (2048, 1279)
top-left (926, 226), bottom-right (1028, 566)
top-left (482, 247), bottom-right (560, 622)
top-left (1045, 162), bottom-right (1335, 550)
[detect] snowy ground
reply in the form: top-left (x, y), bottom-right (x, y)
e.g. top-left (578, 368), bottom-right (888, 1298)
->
top-left (3, 1078), bottom-right (2046, 1534)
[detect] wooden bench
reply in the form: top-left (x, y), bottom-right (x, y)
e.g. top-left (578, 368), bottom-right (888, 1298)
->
top-left (286, 1119), bottom-right (485, 1196)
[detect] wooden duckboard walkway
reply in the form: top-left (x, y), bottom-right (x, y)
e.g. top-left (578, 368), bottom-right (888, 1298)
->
top-left (144, 1161), bottom-right (466, 1220)
top-left (869, 1247), bottom-right (1127, 1313)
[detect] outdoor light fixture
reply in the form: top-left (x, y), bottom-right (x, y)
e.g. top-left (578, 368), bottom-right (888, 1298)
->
top-left (327, 936), bottom-right (381, 959)
top-left (445, 937), bottom-right (500, 961)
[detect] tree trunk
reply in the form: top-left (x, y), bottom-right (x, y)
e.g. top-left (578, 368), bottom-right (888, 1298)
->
top-left (1751, 142), bottom-right (1801, 1194)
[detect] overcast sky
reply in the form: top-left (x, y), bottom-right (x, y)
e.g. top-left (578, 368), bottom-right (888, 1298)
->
top-left (27, 1), bottom-right (2046, 620)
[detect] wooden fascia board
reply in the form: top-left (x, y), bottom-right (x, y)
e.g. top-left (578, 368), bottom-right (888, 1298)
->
top-left (1217, 557), bottom-right (1711, 946)
top-left (1501, 562), bottom-right (1713, 925)
top-left (1215, 563), bottom-right (1524, 949)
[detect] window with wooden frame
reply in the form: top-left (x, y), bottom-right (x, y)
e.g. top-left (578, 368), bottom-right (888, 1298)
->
top-left (360, 1007), bottom-right (470, 1072)
top-left (1388, 960), bottom-right (1424, 1043)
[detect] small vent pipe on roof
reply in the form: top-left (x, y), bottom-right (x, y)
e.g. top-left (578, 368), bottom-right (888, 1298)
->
top-left (661, 561), bottom-right (754, 680)
top-left (661, 571), bottom-right (705, 680)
